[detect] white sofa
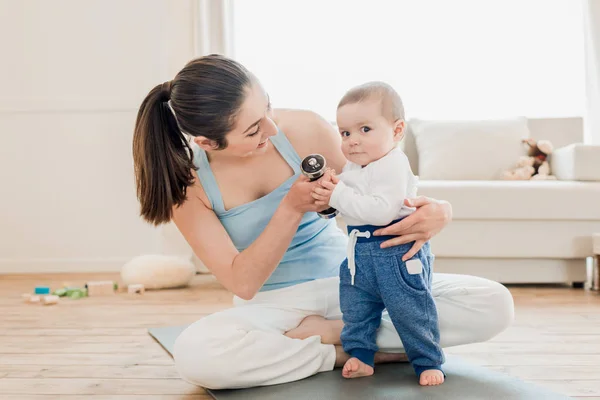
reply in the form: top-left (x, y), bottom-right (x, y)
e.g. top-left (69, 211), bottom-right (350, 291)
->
top-left (400, 117), bottom-right (600, 285)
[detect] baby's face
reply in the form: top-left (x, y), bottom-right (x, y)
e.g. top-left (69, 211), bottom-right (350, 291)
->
top-left (336, 99), bottom-right (402, 166)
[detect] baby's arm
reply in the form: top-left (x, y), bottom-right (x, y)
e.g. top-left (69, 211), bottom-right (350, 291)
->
top-left (327, 153), bottom-right (411, 226)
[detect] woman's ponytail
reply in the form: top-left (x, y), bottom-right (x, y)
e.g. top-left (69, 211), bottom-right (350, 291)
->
top-left (133, 81), bottom-right (195, 225)
top-left (133, 54), bottom-right (254, 225)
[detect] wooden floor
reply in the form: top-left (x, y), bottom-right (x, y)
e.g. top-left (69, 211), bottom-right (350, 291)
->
top-left (0, 273), bottom-right (599, 399)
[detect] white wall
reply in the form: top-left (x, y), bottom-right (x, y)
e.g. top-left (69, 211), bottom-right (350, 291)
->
top-left (0, 0), bottom-right (197, 273)
top-left (584, 0), bottom-right (600, 144)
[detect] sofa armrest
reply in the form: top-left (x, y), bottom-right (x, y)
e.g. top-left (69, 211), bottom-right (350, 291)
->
top-left (551, 143), bottom-right (600, 181)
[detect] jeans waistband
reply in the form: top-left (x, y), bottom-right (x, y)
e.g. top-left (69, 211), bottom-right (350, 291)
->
top-left (346, 218), bottom-right (404, 243)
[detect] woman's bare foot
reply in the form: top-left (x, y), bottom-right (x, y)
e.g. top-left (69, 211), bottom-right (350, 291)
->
top-left (374, 351), bottom-right (409, 364)
top-left (285, 315), bottom-right (409, 367)
top-left (333, 346), bottom-right (408, 367)
top-left (419, 369), bottom-right (445, 386)
top-left (342, 357), bottom-right (374, 378)
top-left (284, 315), bottom-right (343, 345)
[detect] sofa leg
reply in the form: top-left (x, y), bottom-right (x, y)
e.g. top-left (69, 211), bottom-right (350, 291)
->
top-left (571, 281), bottom-right (585, 289)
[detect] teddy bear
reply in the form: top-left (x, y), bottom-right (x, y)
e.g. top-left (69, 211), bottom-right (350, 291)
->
top-left (503, 155), bottom-right (536, 180)
top-left (503, 138), bottom-right (556, 180)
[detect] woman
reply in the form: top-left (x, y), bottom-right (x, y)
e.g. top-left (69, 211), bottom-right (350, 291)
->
top-left (133, 54), bottom-right (514, 390)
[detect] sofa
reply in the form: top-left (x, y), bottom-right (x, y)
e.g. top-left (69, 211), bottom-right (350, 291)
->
top-left (397, 117), bottom-right (600, 285)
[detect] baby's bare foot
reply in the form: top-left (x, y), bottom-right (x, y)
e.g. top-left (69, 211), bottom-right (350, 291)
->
top-left (419, 369), bottom-right (445, 386)
top-left (285, 315), bottom-right (342, 345)
top-left (342, 357), bottom-right (374, 379)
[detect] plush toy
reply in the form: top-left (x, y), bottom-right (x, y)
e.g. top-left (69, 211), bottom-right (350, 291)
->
top-left (523, 138), bottom-right (556, 180)
top-left (503, 155), bottom-right (536, 180)
top-left (503, 138), bottom-right (556, 180)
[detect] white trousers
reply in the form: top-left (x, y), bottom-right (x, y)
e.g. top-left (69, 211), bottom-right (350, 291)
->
top-left (173, 273), bottom-right (514, 389)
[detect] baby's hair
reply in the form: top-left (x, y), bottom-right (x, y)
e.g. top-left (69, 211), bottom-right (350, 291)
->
top-left (337, 81), bottom-right (405, 122)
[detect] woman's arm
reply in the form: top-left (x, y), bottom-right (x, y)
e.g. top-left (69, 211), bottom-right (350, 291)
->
top-left (373, 196), bottom-right (453, 260)
top-left (173, 174), bottom-right (319, 300)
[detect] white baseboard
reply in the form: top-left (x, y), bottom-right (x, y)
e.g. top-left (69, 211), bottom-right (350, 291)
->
top-left (0, 258), bottom-right (132, 274)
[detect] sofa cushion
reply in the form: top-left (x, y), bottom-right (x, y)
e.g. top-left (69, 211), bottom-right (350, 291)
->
top-left (430, 220), bottom-right (600, 258)
top-left (552, 143), bottom-right (600, 181)
top-left (418, 180), bottom-right (600, 220)
top-left (410, 117), bottom-right (530, 180)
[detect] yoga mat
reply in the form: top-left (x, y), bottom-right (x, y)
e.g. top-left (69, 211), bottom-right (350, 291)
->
top-left (149, 325), bottom-right (571, 400)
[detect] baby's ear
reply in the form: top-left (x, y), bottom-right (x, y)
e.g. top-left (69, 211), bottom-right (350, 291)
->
top-left (393, 119), bottom-right (406, 140)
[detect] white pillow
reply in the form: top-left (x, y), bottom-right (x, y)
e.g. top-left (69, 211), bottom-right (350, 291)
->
top-left (410, 117), bottom-right (530, 180)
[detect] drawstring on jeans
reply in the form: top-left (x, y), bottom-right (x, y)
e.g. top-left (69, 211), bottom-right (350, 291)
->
top-left (347, 229), bottom-right (371, 285)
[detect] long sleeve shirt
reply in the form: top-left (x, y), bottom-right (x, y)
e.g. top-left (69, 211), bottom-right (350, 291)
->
top-left (329, 146), bottom-right (418, 227)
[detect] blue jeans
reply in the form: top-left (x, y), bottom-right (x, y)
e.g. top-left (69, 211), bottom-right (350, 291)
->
top-left (340, 222), bottom-right (445, 377)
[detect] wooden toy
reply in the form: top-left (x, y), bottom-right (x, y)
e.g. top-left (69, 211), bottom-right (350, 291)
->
top-left (127, 284), bottom-right (145, 295)
top-left (28, 295), bottom-right (41, 303)
top-left (85, 281), bottom-right (116, 296)
top-left (42, 295), bottom-right (59, 305)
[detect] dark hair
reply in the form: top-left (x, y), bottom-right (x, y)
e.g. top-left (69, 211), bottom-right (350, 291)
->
top-left (337, 81), bottom-right (405, 121)
top-left (133, 54), bottom-right (254, 225)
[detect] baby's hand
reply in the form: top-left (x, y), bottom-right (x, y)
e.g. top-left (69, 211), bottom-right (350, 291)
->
top-left (319, 168), bottom-right (336, 183)
top-left (312, 169), bottom-right (339, 206)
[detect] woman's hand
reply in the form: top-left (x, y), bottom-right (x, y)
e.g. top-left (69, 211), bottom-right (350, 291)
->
top-left (282, 175), bottom-right (329, 214)
top-left (373, 196), bottom-right (453, 261)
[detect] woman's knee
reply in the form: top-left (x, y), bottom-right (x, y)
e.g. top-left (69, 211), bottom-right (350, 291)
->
top-left (173, 314), bottom-right (242, 389)
top-left (479, 280), bottom-right (515, 340)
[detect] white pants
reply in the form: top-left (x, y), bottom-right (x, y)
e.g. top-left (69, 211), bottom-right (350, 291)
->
top-left (173, 273), bottom-right (514, 389)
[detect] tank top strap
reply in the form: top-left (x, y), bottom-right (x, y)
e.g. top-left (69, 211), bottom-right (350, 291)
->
top-left (191, 145), bottom-right (227, 214)
top-left (270, 128), bottom-right (302, 174)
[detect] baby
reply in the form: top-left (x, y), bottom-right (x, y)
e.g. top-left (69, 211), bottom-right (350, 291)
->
top-left (313, 82), bottom-right (445, 386)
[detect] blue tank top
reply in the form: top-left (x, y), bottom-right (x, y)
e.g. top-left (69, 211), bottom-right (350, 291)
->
top-left (192, 129), bottom-right (348, 291)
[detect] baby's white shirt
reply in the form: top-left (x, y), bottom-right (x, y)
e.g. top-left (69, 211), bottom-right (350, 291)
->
top-left (329, 146), bottom-right (418, 227)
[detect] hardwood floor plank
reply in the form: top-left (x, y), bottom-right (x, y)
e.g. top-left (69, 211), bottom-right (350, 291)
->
top-left (0, 335), bottom-right (159, 344)
top-left (0, 328), bottom-right (149, 336)
top-left (0, 354), bottom-right (173, 366)
top-left (0, 365), bottom-right (180, 379)
top-left (0, 379), bottom-right (205, 395)
top-left (0, 342), bottom-right (167, 354)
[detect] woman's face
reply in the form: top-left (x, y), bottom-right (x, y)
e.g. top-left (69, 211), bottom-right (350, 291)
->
top-left (195, 81), bottom-right (278, 158)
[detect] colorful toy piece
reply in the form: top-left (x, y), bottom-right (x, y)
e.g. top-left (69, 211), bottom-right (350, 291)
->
top-left (34, 286), bottom-right (51, 295)
top-left (53, 287), bottom-right (87, 299)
